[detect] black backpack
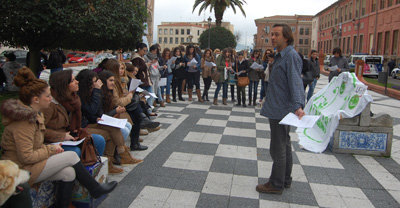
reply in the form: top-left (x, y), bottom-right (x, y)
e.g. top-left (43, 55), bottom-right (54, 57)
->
top-left (299, 53), bottom-right (313, 85)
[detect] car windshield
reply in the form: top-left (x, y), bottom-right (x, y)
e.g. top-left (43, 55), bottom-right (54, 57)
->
top-left (75, 53), bottom-right (86, 57)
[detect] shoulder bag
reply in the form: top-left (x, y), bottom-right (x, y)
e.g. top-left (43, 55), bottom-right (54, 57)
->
top-left (236, 61), bottom-right (249, 87)
top-left (79, 128), bottom-right (101, 166)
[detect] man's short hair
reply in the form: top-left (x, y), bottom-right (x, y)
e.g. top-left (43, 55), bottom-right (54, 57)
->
top-left (136, 43), bottom-right (147, 50)
top-left (332, 47), bottom-right (342, 57)
top-left (311, 50), bottom-right (318, 54)
top-left (272, 24), bottom-right (294, 45)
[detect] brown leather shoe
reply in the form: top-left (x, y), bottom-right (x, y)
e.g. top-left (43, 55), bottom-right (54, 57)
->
top-left (140, 129), bottom-right (148, 136)
top-left (147, 126), bottom-right (161, 133)
top-left (107, 157), bottom-right (123, 174)
top-left (256, 182), bottom-right (283, 194)
top-left (160, 101), bottom-right (165, 107)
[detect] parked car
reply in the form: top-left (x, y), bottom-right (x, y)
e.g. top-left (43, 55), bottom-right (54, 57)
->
top-left (67, 51), bottom-right (86, 59)
top-left (348, 55), bottom-right (384, 77)
top-left (391, 67), bottom-right (400, 79)
top-left (93, 53), bottom-right (116, 65)
top-left (0, 50), bottom-right (28, 66)
top-left (68, 53), bottom-right (94, 63)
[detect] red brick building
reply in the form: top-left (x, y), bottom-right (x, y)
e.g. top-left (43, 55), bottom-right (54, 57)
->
top-left (254, 15), bottom-right (313, 56)
top-left (315, 0), bottom-right (400, 59)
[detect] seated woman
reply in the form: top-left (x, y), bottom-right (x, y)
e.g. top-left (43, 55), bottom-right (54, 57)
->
top-left (0, 67), bottom-right (117, 208)
top-left (103, 59), bottom-right (160, 151)
top-left (42, 70), bottom-right (135, 174)
top-left (75, 69), bottom-right (141, 163)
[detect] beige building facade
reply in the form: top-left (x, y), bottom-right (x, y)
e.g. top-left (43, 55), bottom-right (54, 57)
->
top-left (157, 21), bottom-right (234, 49)
top-left (254, 15), bottom-right (313, 56)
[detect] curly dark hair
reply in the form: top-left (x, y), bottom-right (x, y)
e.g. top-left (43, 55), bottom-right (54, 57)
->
top-left (75, 69), bottom-right (99, 104)
top-left (98, 70), bottom-right (115, 113)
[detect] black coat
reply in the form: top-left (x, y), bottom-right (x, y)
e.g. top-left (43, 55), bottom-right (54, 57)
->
top-left (236, 59), bottom-right (249, 77)
top-left (80, 88), bottom-right (116, 127)
top-left (171, 56), bottom-right (186, 79)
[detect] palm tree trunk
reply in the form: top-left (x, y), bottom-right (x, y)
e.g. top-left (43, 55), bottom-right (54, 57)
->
top-left (214, 5), bottom-right (225, 27)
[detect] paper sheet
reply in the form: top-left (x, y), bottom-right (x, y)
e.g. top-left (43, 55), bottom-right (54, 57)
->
top-left (159, 78), bottom-right (167, 87)
top-left (136, 87), bottom-right (144, 93)
top-left (98, 114), bottom-right (127, 129)
top-left (250, 62), bottom-right (263, 70)
top-left (167, 57), bottom-right (177, 65)
top-left (129, 79), bottom-right (143, 92)
top-left (188, 58), bottom-right (198, 67)
top-left (328, 65), bottom-right (339, 71)
top-left (279, 113), bottom-right (320, 128)
top-left (205, 61), bottom-right (216, 68)
top-left (51, 138), bottom-right (85, 146)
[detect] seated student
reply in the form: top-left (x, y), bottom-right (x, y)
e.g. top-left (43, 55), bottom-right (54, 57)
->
top-left (75, 69), bottom-right (141, 165)
top-left (0, 67), bottom-right (117, 208)
top-left (42, 70), bottom-right (133, 174)
top-left (103, 59), bottom-right (160, 151)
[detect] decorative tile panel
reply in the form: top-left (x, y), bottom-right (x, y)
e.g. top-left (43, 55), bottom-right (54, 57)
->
top-left (339, 131), bottom-right (387, 151)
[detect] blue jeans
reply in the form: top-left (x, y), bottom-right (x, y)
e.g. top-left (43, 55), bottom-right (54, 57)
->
top-left (155, 86), bottom-right (163, 102)
top-left (142, 85), bottom-right (154, 106)
top-left (160, 74), bottom-right (173, 95)
top-left (214, 82), bottom-right (228, 99)
top-left (63, 134), bottom-right (105, 156)
top-left (307, 78), bottom-right (318, 101)
top-left (248, 80), bottom-right (259, 102)
top-left (50, 67), bottom-right (63, 74)
top-left (121, 122), bottom-right (132, 142)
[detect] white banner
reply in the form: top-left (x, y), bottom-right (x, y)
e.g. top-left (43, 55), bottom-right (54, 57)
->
top-left (297, 72), bottom-right (373, 153)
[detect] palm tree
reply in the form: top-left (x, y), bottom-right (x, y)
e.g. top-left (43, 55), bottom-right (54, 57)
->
top-left (193, 0), bottom-right (246, 27)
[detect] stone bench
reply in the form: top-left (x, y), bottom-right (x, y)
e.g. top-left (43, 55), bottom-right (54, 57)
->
top-left (329, 103), bottom-right (393, 157)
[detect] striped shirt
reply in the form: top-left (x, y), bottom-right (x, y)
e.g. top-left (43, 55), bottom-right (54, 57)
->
top-left (260, 45), bottom-right (305, 120)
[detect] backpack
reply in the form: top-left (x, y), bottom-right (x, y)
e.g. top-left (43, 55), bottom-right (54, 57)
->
top-left (300, 55), bottom-right (313, 85)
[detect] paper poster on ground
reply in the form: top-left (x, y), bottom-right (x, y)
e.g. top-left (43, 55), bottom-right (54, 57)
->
top-left (296, 72), bottom-right (373, 153)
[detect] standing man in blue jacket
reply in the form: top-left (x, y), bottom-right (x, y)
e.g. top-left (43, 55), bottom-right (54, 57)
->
top-left (257, 24), bottom-right (305, 195)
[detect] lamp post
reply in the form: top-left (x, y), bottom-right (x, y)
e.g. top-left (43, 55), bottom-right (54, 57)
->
top-left (207, 17), bottom-right (212, 49)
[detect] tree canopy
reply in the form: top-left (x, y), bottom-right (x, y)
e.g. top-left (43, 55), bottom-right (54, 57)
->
top-left (192, 0), bottom-right (246, 27)
top-left (0, 0), bottom-right (147, 74)
top-left (199, 27), bottom-right (236, 50)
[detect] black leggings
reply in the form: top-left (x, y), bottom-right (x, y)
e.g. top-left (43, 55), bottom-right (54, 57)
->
top-left (187, 71), bottom-right (200, 90)
top-left (127, 106), bottom-right (143, 146)
top-left (202, 77), bottom-right (212, 97)
top-left (172, 77), bottom-right (184, 99)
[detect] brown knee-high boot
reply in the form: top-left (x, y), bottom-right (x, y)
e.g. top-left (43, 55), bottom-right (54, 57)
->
top-left (223, 98), bottom-right (227, 105)
top-left (188, 89), bottom-right (193, 101)
top-left (213, 98), bottom-right (218, 105)
top-left (166, 95), bottom-right (171, 103)
top-left (182, 79), bottom-right (186, 94)
top-left (196, 89), bottom-right (203, 102)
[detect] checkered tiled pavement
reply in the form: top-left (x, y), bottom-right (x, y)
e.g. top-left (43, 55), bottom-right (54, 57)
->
top-left (99, 74), bottom-right (400, 208)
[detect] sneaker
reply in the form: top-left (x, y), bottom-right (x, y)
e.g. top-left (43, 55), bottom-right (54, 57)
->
top-left (256, 182), bottom-right (283, 195)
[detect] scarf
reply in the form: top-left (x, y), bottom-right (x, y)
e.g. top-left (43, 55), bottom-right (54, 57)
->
top-left (52, 90), bottom-right (82, 132)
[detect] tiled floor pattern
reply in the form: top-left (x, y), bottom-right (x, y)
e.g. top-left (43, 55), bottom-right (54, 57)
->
top-left (100, 74), bottom-right (400, 208)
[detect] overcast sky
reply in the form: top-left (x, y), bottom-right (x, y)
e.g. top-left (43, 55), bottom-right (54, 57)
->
top-left (153, 0), bottom-right (337, 48)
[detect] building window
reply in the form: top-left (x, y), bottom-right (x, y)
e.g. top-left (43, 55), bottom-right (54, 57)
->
top-left (164, 37), bottom-right (168, 43)
top-left (197, 30), bottom-right (200, 36)
top-left (170, 29), bottom-right (173, 35)
top-left (340, 7), bottom-right (343, 22)
top-left (384, 31), bottom-right (390, 55)
top-left (349, 3), bottom-right (352, 19)
top-left (305, 39), bottom-right (309, 45)
top-left (175, 29), bottom-right (179, 35)
top-left (181, 29), bottom-right (184, 35)
top-left (377, 32), bottom-right (383, 54)
top-left (175, 37), bottom-right (179, 44)
top-left (345, 6), bottom-right (348, 20)
top-left (164, 29), bottom-right (167, 35)
top-left (380, 0), bottom-right (385, 9)
top-left (291, 27), bottom-right (296, 33)
top-left (359, 35), bottom-right (364, 52)
top-left (372, 0), bottom-right (377, 12)
top-left (361, 0), bottom-right (366, 16)
top-left (388, 0), bottom-right (393, 7)
top-left (186, 37), bottom-right (190, 42)
top-left (187, 29), bottom-right (190, 35)
top-left (159, 37), bottom-right (162, 43)
top-left (397, 0), bottom-right (400, 4)
top-left (305, 28), bottom-right (310, 35)
top-left (347, 37), bottom-right (351, 54)
top-left (170, 37), bottom-right (173, 44)
top-left (181, 37), bottom-right (184, 43)
top-left (353, 36), bottom-right (358, 53)
top-left (304, 49), bottom-right (308, 56)
top-left (343, 38), bottom-right (346, 54)
top-left (300, 28), bottom-right (304, 35)
top-left (392, 30), bottom-right (398, 55)
top-left (265, 26), bottom-right (270, 34)
top-left (299, 39), bottom-right (303, 45)
top-left (159, 29), bottom-right (162, 35)
top-left (265, 38), bottom-right (269, 43)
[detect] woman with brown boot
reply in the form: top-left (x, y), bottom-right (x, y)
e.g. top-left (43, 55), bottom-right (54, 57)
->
top-left (184, 45), bottom-right (203, 102)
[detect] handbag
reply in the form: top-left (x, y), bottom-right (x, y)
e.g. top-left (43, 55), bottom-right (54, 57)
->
top-left (79, 129), bottom-right (101, 166)
top-left (236, 61), bottom-right (249, 87)
top-left (211, 69), bottom-right (220, 83)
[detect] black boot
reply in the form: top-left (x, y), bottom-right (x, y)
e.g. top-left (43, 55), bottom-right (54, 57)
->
top-left (140, 117), bottom-right (160, 129)
top-left (113, 147), bottom-right (121, 165)
top-left (72, 162), bottom-right (118, 199)
top-left (130, 130), bottom-right (148, 151)
top-left (55, 181), bottom-right (74, 208)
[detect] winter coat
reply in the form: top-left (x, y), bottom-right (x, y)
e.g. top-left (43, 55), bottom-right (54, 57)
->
top-left (131, 53), bottom-right (152, 87)
top-left (42, 101), bottom-right (70, 143)
top-left (248, 58), bottom-right (263, 81)
top-left (215, 55), bottom-right (229, 83)
top-left (236, 59), bottom-right (249, 77)
top-left (171, 56), bottom-right (186, 79)
top-left (2, 61), bottom-right (21, 91)
top-left (0, 99), bottom-right (58, 185)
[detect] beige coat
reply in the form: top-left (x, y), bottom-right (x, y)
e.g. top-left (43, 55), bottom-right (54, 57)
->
top-left (0, 99), bottom-right (58, 185)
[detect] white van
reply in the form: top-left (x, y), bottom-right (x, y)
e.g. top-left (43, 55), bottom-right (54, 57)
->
top-left (348, 55), bottom-right (384, 77)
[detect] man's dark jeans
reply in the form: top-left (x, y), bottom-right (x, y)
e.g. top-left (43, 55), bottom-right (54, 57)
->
top-left (268, 119), bottom-right (293, 189)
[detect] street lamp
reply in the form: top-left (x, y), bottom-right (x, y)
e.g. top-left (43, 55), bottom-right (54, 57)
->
top-left (207, 17), bottom-right (212, 49)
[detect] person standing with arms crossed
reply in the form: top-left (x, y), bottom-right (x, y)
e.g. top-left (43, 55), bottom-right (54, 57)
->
top-left (257, 24), bottom-right (305, 194)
